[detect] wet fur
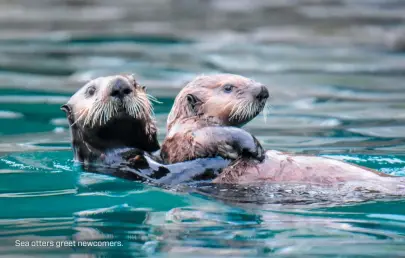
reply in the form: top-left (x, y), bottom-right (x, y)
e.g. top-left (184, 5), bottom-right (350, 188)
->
top-left (63, 75), bottom-right (159, 164)
top-left (163, 74), bottom-right (400, 188)
top-left (161, 116), bottom-right (221, 163)
top-left (214, 151), bottom-right (397, 187)
top-left (162, 74), bottom-right (268, 163)
top-left (167, 74), bottom-right (268, 132)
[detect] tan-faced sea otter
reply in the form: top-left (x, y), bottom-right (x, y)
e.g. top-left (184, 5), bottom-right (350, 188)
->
top-left (162, 74), bottom-right (268, 163)
top-left (161, 74), bottom-right (404, 189)
top-left (167, 74), bottom-right (269, 132)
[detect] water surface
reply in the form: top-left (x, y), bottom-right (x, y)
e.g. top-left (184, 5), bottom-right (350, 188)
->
top-left (1, 0), bottom-right (405, 257)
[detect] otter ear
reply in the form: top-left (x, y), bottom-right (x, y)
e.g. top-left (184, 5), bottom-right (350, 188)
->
top-left (61, 104), bottom-right (71, 115)
top-left (186, 94), bottom-right (202, 114)
top-left (61, 104), bottom-right (75, 126)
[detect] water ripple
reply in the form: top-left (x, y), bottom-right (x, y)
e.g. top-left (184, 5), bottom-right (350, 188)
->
top-left (0, 0), bottom-right (405, 257)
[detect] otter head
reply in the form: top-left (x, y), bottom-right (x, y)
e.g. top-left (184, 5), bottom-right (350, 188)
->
top-left (167, 74), bottom-right (269, 131)
top-left (62, 74), bottom-right (160, 163)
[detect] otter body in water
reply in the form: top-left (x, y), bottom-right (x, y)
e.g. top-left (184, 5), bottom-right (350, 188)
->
top-left (161, 74), bottom-right (404, 190)
top-left (214, 151), bottom-right (392, 185)
top-left (63, 74), bottom-right (263, 184)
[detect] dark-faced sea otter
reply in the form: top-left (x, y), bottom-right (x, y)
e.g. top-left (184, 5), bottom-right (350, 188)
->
top-left (61, 74), bottom-right (160, 165)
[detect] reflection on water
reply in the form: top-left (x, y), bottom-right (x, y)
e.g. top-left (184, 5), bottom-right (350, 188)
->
top-left (1, 0), bottom-right (405, 257)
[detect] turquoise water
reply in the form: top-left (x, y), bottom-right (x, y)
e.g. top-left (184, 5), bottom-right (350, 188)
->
top-left (2, 0), bottom-right (405, 257)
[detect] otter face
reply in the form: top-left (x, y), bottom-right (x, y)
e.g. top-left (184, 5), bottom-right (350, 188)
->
top-left (62, 75), bottom-right (160, 162)
top-left (167, 74), bottom-right (269, 130)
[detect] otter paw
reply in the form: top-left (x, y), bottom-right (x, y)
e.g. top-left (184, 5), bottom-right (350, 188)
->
top-left (240, 144), bottom-right (265, 162)
top-left (217, 144), bottom-right (240, 160)
top-left (250, 137), bottom-right (265, 161)
top-left (128, 154), bottom-right (149, 168)
top-left (217, 142), bottom-right (265, 162)
top-left (232, 135), bottom-right (265, 161)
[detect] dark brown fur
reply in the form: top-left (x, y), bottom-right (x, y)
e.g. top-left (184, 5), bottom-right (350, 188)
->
top-left (62, 75), bottom-right (159, 164)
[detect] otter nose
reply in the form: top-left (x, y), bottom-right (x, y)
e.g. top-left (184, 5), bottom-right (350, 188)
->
top-left (110, 79), bottom-right (132, 99)
top-left (256, 86), bottom-right (269, 101)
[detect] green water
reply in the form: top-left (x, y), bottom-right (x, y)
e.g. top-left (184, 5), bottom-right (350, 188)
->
top-left (1, 0), bottom-right (405, 257)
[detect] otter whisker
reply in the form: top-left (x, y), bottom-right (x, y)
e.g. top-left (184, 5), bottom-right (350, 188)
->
top-left (251, 102), bottom-right (261, 121)
top-left (102, 102), bottom-right (109, 125)
top-left (83, 102), bottom-right (97, 127)
top-left (129, 102), bottom-right (137, 118)
top-left (245, 101), bottom-right (254, 120)
top-left (229, 103), bottom-right (240, 119)
top-left (230, 99), bottom-right (249, 121)
top-left (91, 103), bottom-right (98, 126)
top-left (241, 102), bottom-right (248, 120)
top-left (229, 106), bottom-right (240, 121)
top-left (229, 99), bottom-right (242, 120)
top-left (104, 101), bottom-right (114, 125)
top-left (94, 102), bottom-right (103, 126)
top-left (126, 100), bottom-right (138, 119)
top-left (250, 102), bottom-right (256, 119)
top-left (71, 109), bottom-right (87, 127)
top-left (146, 94), bottom-right (162, 104)
top-left (241, 100), bottom-right (250, 119)
top-left (135, 100), bottom-right (142, 117)
top-left (139, 94), bottom-right (152, 116)
top-left (235, 102), bottom-right (244, 120)
top-left (245, 102), bottom-right (251, 121)
top-left (262, 103), bottom-right (273, 123)
top-left (98, 103), bottom-right (106, 126)
top-left (131, 100), bottom-right (142, 119)
top-left (142, 95), bottom-right (155, 117)
top-left (95, 101), bottom-right (104, 123)
top-left (146, 97), bottom-right (155, 114)
top-left (134, 102), bottom-right (141, 118)
top-left (244, 102), bottom-right (251, 120)
top-left (84, 99), bottom-right (120, 128)
top-left (93, 101), bottom-right (106, 127)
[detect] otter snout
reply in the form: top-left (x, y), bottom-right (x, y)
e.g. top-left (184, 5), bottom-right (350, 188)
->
top-left (110, 78), bottom-right (133, 99)
top-left (256, 86), bottom-right (269, 102)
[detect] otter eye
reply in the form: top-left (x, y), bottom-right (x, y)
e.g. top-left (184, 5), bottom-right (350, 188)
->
top-left (223, 84), bottom-right (234, 93)
top-left (85, 85), bottom-right (96, 97)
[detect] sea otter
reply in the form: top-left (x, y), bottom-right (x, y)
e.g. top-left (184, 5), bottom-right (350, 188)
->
top-left (167, 74), bottom-right (269, 132)
top-left (61, 74), bottom-right (160, 164)
top-left (161, 74), bottom-right (404, 188)
top-left (162, 74), bottom-right (269, 163)
top-left (62, 74), bottom-right (264, 183)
